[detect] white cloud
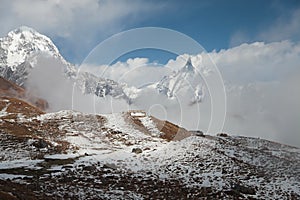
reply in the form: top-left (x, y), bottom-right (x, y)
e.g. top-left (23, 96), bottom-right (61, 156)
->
top-left (1, 0), bottom-right (159, 37)
top-left (258, 8), bottom-right (300, 42)
top-left (81, 57), bottom-right (173, 88)
top-left (207, 41), bottom-right (300, 147)
top-left (25, 54), bottom-right (130, 114)
top-left (208, 41), bottom-right (300, 84)
top-left (25, 54), bottom-right (74, 111)
top-left (230, 8), bottom-right (300, 47)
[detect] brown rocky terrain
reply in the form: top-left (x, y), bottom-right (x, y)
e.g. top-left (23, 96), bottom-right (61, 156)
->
top-left (0, 76), bottom-right (48, 111)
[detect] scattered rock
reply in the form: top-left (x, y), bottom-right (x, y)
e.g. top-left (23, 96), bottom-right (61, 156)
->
top-left (103, 163), bottom-right (118, 170)
top-left (32, 139), bottom-right (48, 149)
top-left (132, 148), bottom-right (143, 154)
top-left (191, 130), bottom-right (204, 137)
top-left (232, 184), bottom-right (256, 195)
top-left (83, 165), bottom-right (96, 171)
top-left (217, 133), bottom-right (229, 137)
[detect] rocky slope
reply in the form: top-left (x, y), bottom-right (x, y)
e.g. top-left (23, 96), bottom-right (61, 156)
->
top-left (0, 83), bottom-right (299, 199)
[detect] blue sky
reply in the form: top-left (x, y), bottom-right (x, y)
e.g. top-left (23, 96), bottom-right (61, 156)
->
top-left (62, 0), bottom-right (300, 64)
top-left (1, 0), bottom-right (300, 64)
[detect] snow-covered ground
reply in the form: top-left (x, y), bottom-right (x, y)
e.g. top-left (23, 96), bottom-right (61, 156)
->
top-left (0, 103), bottom-right (299, 199)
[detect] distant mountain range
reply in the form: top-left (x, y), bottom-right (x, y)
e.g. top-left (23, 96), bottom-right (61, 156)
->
top-left (0, 26), bottom-right (205, 105)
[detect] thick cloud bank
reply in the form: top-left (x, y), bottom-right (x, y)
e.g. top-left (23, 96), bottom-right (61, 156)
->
top-left (25, 55), bottom-right (129, 114)
top-left (209, 41), bottom-right (300, 147)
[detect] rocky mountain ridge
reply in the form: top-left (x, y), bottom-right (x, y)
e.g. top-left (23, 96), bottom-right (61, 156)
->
top-left (0, 26), bottom-right (205, 104)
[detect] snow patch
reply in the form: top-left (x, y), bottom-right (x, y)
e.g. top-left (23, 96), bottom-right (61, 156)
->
top-left (130, 111), bottom-right (146, 117)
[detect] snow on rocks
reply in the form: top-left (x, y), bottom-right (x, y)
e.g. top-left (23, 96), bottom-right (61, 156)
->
top-left (0, 101), bottom-right (9, 118)
top-left (139, 116), bottom-right (161, 137)
top-left (0, 107), bottom-right (299, 199)
top-left (0, 173), bottom-right (31, 180)
top-left (130, 111), bottom-right (146, 117)
top-left (0, 158), bottom-right (43, 170)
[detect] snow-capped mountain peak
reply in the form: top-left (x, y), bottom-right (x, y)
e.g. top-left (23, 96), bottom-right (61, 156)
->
top-left (182, 56), bottom-right (195, 72)
top-left (0, 26), bottom-right (78, 87)
top-left (156, 56), bottom-right (205, 103)
top-left (0, 26), bottom-right (131, 101)
top-left (0, 26), bottom-right (62, 70)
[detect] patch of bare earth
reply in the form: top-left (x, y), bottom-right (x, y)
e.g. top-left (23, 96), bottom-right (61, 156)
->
top-left (151, 116), bottom-right (191, 141)
top-left (124, 110), bottom-right (191, 141)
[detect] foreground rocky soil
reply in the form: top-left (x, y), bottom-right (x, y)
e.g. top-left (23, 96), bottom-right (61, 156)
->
top-left (0, 94), bottom-right (299, 200)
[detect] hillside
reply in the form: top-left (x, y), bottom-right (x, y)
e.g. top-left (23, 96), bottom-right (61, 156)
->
top-left (0, 85), bottom-right (299, 199)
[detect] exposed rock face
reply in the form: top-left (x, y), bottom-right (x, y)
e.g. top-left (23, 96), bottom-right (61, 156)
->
top-left (132, 148), bottom-right (143, 154)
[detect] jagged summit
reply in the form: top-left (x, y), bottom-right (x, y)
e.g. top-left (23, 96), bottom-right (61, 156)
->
top-left (0, 27), bottom-right (132, 100)
top-left (0, 26), bottom-right (77, 87)
top-left (0, 27), bottom-right (78, 73)
top-left (1, 26), bottom-right (62, 69)
top-left (182, 56), bottom-right (195, 72)
top-left (10, 26), bottom-right (40, 35)
top-left (156, 56), bottom-right (204, 103)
